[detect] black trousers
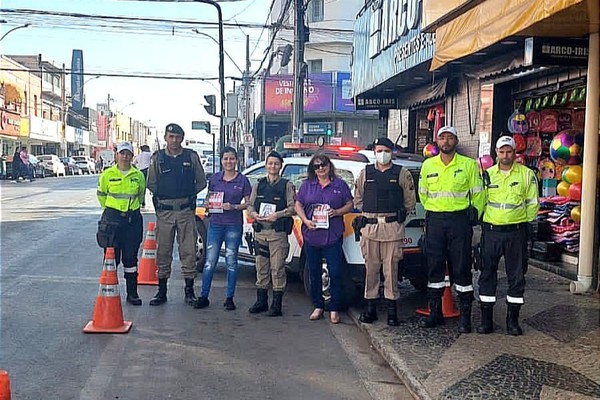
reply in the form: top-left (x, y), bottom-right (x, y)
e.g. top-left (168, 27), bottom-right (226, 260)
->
top-left (425, 211), bottom-right (473, 298)
top-left (478, 227), bottom-right (528, 304)
top-left (100, 208), bottom-right (143, 273)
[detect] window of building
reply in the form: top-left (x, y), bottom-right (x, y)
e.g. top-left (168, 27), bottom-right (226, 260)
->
top-left (308, 59), bottom-right (323, 73)
top-left (307, 0), bottom-right (324, 22)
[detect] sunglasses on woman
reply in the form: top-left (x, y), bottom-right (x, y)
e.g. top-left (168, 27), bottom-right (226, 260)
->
top-left (312, 162), bottom-right (328, 170)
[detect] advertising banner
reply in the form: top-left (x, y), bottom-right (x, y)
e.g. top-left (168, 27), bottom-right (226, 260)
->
top-left (71, 49), bottom-right (84, 111)
top-left (264, 73), bottom-right (333, 113)
top-left (335, 73), bottom-right (354, 112)
top-left (30, 116), bottom-right (60, 142)
top-left (0, 110), bottom-right (22, 137)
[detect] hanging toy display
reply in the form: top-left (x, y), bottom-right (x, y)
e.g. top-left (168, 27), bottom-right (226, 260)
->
top-left (477, 155), bottom-right (494, 171)
top-left (507, 109), bottom-right (529, 134)
top-left (538, 158), bottom-right (556, 180)
top-left (549, 130), bottom-right (584, 165)
top-left (422, 142), bottom-right (440, 158)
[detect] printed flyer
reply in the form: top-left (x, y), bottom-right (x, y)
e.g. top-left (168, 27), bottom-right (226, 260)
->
top-left (207, 191), bottom-right (224, 213)
top-left (259, 202), bottom-right (276, 218)
top-left (312, 204), bottom-right (330, 229)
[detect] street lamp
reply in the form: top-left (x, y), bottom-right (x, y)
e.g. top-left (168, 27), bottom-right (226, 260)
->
top-left (0, 23), bottom-right (31, 42)
top-left (192, 29), bottom-right (243, 74)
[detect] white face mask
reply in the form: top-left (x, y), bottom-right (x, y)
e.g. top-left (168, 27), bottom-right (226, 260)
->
top-left (375, 151), bottom-right (392, 164)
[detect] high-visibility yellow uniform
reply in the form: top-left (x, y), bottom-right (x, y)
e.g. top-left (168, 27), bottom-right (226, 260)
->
top-left (479, 162), bottom-right (540, 307)
top-left (482, 163), bottom-right (539, 225)
top-left (419, 153), bottom-right (485, 215)
top-left (97, 166), bottom-right (146, 212)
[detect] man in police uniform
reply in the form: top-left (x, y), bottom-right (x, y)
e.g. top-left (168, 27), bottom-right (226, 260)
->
top-left (146, 123), bottom-right (207, 306)
top-left (246, 151), bottom-right (295, 317)
top-left (355, 137), bottom-right (416, 326)
top-left (478, 136), bottom-right (539, 335)
top-left (418, 126), bottom-right (485, 333)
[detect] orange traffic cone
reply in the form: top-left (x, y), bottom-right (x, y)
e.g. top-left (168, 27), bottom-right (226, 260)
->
top-left (138, 222), bottom-right (158, 285)
top-left (416, 265), bottom-right (460, 318)
top-left (83, 248), bottom-right (132, 333)
top-left (0, 370), bottom-right (11, 400)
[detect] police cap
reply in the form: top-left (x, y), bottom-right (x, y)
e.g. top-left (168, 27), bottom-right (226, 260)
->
top-left (373, 137), bottom-right (394, 150)
top-left (266, 150), bottom-right (284, 163)
top-left (165, 123), bottom-right (185, 136)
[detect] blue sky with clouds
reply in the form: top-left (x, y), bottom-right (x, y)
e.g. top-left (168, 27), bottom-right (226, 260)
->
top-left (1, 0), bottom-right (270, 141)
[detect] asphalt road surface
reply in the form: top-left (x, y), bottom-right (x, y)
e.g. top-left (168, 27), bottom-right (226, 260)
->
top-left (0, 174), bottom-right (414, 400)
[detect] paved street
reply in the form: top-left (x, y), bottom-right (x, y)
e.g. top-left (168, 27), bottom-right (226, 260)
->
top-left (0, 175), bottom-right (413, 400)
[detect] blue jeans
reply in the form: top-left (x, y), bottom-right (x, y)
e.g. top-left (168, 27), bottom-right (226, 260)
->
top-left (305, 239), bottom-right (343, 311)
top-left (201, 223), bottom-right (243, 298)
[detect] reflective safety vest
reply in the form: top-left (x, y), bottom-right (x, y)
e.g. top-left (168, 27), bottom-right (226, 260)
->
top-left (418, 153), bottom-right (485, 214)
top-left (482, 163), bottom-right (539, 225)
top-left (97, 165), bottom-right (146, 212)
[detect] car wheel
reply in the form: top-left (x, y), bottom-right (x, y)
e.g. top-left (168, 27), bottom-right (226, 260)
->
top-left (195, 218), bottom-right (207, 273)
top-left (302, 254), bottom-right (357, 312)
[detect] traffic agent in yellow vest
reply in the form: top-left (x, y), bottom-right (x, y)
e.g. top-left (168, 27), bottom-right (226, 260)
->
top-left (97, 165), bottom-right (146, 212)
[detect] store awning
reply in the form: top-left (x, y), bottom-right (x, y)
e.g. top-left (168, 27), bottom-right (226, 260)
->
top-left (430, 0), bottom-right (595, 71)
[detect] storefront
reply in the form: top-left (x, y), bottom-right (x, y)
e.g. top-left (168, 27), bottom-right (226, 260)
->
top-left (29, 116), bottom-right (61, 155)
top-left (426, 0), bottom-right (599, 292)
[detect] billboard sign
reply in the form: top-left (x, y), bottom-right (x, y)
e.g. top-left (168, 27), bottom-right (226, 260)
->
top-left (71, 50), bottom-right (84, 111)
top-left (264, 73), bottom-right (333, 113)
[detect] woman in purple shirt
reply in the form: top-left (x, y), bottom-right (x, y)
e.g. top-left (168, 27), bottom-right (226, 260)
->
top-left (295, 154), bottom-right (353, 324)
top-left (195, 147), bottom-right (252, 311)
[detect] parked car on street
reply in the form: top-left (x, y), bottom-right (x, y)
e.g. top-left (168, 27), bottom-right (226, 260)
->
top-left (37, 154), bottom-right (66, 177)
top-left (72, 156), bottom-right (96, 174)
top-left (194, 145), bottom-right (427, 310)
top-left (60, 157), bottom-right (82, 175)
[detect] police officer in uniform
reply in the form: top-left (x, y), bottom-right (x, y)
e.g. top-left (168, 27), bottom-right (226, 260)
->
top-left (246, 151), bottom-right (295, 317)
top-left (478, 136), bottom-right (539, 335)
top-left (354, 137), bottom-right (416, 326)
top-left (146, 123), bottom-right (207, 306)
top-left (96, 142), bottom-right (146, 305)
top-left (418, 126), bottom-right (485, 333)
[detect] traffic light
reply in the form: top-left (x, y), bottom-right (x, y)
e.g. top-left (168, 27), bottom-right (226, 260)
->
top-left (204, 95), bottom-right (217, 116)
top-left (326, 127), bottom-right (333, 136)
top-left (280, 44), bottom-right (293, 67)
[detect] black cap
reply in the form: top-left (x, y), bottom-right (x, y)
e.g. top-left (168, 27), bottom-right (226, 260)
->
top-left (373, 137), bottom-right (394, 150)
top-left (165, 123), bottom-right (185, 136)
top-left (266, 150), bottom-right (284, 163)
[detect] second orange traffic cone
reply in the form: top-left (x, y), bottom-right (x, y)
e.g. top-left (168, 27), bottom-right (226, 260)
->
top-left (416, 265), bottom-right (460, 318)
top-left (0, 370), bottom-right (11, 400)
top-left (138, 221), bottom-right (158, 285)
top-left (83, 248), bottom-right (132, 334)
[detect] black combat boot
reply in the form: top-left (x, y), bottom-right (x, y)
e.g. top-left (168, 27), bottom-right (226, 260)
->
top-left (184, 278), bottom-right (197, 305)
top-left (477, 302), bottom-right (495, 334)
top-left (194, 296), bottom-right (210, 309)
top-left (248, 289), bottom-right (269, 314)
top-left (124, 273), bottom-right (142, 306)
top-left (418, 296), bottom-right (444, 328)
top-left (386, 299), bottom-right (399, 327)
top-left (149, 278), bottom-right (168, 306)
top-left (267, 291), bottom-right (283, 317)
top-left (506, 303), bottom-right (523, 336)
top-left (458, 297), bottom-right (473, 334)
top-left (359, 299), bottom-right (378, 324)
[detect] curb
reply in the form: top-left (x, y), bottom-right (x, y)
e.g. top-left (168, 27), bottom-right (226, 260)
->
top-left (349, 308), bottom-right (434, 400)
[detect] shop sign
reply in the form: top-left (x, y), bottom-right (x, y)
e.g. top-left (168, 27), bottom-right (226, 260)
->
top-left (30, 116), bottom-right (60, 142)
top-left (20, 117), bottom-right (29, 137)
top-left (65, 126), bottom-right (75, 142)
top-left (524, 37), bottom-right (589, 67)
top-left (304, 122), bottom-right (333, 135)
top-left (243, 134), bottom-right (254, 147)
top-left (335, 73), bottom-right (378, 113)
top-left (0, 109), bottom-right (21, 137)
top-left (82, 130), bottom-right (90, 145)
top-left (352, 0), bottom-right (435, 97)
top-left (264, 73), bottom-right (333, 113)
top-left (75, 128), bottom-right (83, 144)
top-left (355, 96), bottom-right (398, 110)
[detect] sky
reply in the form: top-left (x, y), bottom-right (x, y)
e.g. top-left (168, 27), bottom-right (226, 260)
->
top-left (0, 0), bottom-right (272, 143)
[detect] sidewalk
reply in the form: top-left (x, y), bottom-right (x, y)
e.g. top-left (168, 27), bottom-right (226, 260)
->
top-left (349, 266), bottom-right (600, 400)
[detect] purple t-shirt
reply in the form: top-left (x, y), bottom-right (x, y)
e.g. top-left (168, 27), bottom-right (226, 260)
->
top-left (207, 171), bottom-right (252, 226)
top-left (296, 177), bottom-right (353, 247)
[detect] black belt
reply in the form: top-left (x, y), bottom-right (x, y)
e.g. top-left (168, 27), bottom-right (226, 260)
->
top-left (426, 209), bottom-right (468, 218)
top-left (104, 207), bottom-right (140, 218)
top-left (157, 201), bottom-right (194, 211)
top-left (482, 222), bottom-right (526, 232)
top-left (364, 216), bottom-right (397, 224)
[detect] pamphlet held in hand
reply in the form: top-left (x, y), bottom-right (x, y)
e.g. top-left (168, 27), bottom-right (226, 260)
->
top-left (207, 191), bottom-right (224, 213)
top-left (312, 204), bottom-right (330, 229)
top-left (259, 202), bottom-right (276, 218)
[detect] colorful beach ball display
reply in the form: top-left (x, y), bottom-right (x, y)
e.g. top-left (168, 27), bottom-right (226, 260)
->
top-left (571, 205), bottom-right (581, 224)
top-left (423, 142), bottom-right (440, 158)
top-left (550, 130), bottom-right (583, 165)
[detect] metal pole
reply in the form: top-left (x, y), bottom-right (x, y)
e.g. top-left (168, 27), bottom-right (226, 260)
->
top-left (192, 0), bottom-right (224, 153)
top-left (262, 70), bottom-right (267, 159)
top-left (61, 63), bottom-right (67, 157)
top-left (244, 34), bottom-right (251, 167)
top-left (292, 0), bottom-right (306, 143)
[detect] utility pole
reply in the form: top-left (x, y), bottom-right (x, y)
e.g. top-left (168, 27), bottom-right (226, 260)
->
top-left (243, 34), bottom-right (251, 167)
top-left (107, 93), bottom-right (112, 150)
top-left (61, 63), bottom-right (67, 157)
top-left (291, 0), bottom-right (307, 143)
